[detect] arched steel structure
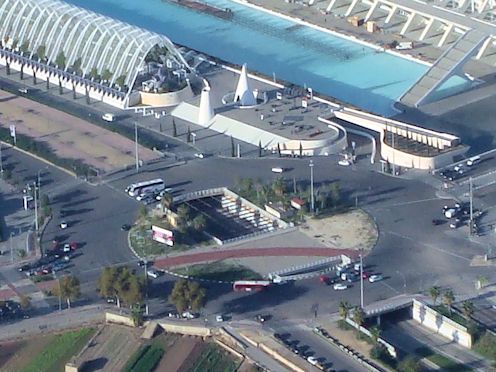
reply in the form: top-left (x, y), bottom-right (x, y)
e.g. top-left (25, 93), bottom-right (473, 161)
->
top-left (0, 0), bottom-right (189, 90)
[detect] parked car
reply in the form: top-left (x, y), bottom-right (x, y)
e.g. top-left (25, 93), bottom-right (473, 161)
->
top-left (194, 153), bottom-right (204, 159)
top-left (338, 159), bottom-right (351, 166)
top-left (63, 244), bottom-right (71, 252)
top-left (255, 314), bottom-right (270, 323)
top-left (146, 269), bottom-right (161, 279)
top-left (361, 271), bottom-right (371, 279)
top-left (216, 315), bottom-right (225, 322)
top-left (60, 221), bottom-right (68, 229)
top-left (307, 356), bottom-right (318, 366)
top-left (181, 311), bottom-right (198, 319)
top-left (271, 167), bottom-right (284, 173)
top-left (18, 264), bottom-right (31, 272)
top-left (333, 283), bottom-right (348, 290)
top-left (369, 274), bottom-right (383, 283)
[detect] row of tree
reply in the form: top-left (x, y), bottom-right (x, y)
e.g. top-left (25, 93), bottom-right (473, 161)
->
top-left (97, 266), bottom-right (146, 307)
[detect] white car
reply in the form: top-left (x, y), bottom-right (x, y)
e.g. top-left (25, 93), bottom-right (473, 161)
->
top-left (369, 274), bottom-right (383, 283)
top-left (338, 159), bottom-right (351, 166)
top-left (63, 244), bottom-right (71, 252)
top-left (333, 283), bottom-right (348, 291)
top-left (60, 221), bottom-right (68, 229)
top-left (182, 311), bottom-right (198, 319)
top-left (307, 356), bottom-right (318, 366)
top-left (146, 269), bottom-right (160, 279)
top-left (194, 153), bottom-right (204, 159)
top-left (271, 167), bottom-right (284, 173)
top-left (216, 315), bottom-right (225, 322)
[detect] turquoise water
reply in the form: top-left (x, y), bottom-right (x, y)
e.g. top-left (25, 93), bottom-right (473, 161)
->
top-left (64, 0), bottom-right (451, 115)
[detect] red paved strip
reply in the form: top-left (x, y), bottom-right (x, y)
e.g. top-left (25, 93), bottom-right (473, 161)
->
top-left (35, 279), bottom-right (57, 292)
top-left (155, 247), bottom-right (359, 268)
top-left (0, 288), bottom-right (16, 300)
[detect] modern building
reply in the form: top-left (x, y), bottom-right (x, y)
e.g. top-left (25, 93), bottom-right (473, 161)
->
top-left (0, 0), bottom-right (192, 108)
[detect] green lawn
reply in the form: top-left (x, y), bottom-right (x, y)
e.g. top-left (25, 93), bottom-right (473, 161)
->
top-left (433, 305), bottom-right (468, 327)
top-left (123, 343), bottom-right (164, 372)
top-left (172, 261), bottom-right (262, 282)
top-left (21, 328), bottom-right (96, 372)
top-left (189, 343), bottom-right (240, 372)
top-left (415, 346), bottom-right (472, 371)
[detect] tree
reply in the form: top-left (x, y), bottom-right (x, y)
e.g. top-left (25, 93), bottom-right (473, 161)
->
top-left (37, 45), bottom-right (46, 60)
top-left (172, 119), bottom-right (177, 137)
top-left (443, 289), bottom-right (455, 314)
top-left (299, 142), bottom-right (303, 158)
top-left (55, 51), bottom-right (66, 69)
top-left (59, 79), bottom-right (63, 95)
top-left (58, 276), bottom-right (81, 309)
top-left (160, 192), bottom-right (174, 211)
top-left (19, 295), bottom-right (31, 311)
top-left (20, 40), bottom-right (29, 54)
top-left (272, 177), bottom-right (285, 197)
top-left (20, 63), bottom-right (24, 80)
top-left (98, 266), bottom-right (145, 307)
top-left (258, 140), bottom-right (262, 157)
top-left (89, 67), bottom-right (100, 81)
top-left (138, 204), bottom-right (147, 220)
top-left (231, 136), bottom-right (235, 157)
top-left (277, 143), bottom-right (281, 157)
top-left (369, 326), bottom-right (381, 345)
top-left (101, 68), bottom-right (112, 82)
top-left (97, 266), bottom-right (120, 305)
top-left (40, 194), bottom-right (49, 208)
top-left (115, 75), bottom-right (126, 88)
top-left (72, 57), bottom-right (83, 75)
top-left (33, 70), bottom-right (37, 85)
top-left (338, 300), bottom-right (350, 319)
top-left (397, 356), bottom-right (422, 372)
top-left (72, 84), bottom-right (76, 99)
top-left (461, 300), bottom-right (474, 320)
top-left (477, 275), bottom-right (488, 290)
top-left (130, 304), bottom-right (144, 326)
top-left (187, 126), bottom-right (192, 143)
top-left (429, 286), bottom-right (440, 305)
top-left (192, 214), bottom-right (207, 232)
top-left (176, 204), bottom-right (190, 221)
top-left (330, 182), bottom-right (341, 207)
top-left (168, 279), bottom-right (206, 313)
top-left (352, 306), bottom-right (364, 328)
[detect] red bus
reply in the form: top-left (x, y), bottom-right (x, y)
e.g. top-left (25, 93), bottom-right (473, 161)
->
top-left (233, 280), bottom-right (271, 292)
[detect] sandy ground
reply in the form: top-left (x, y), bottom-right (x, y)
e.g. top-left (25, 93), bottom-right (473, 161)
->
top-left (300, 209), bottom-right (378, 250)
top-left (156, 335), bottom-right (202, 372)
top-left (76, 325), bottom-right (141, 372)
top-left (0, 90), bottom-right (156, 172)
top-left (0, 333), bottom-right (56, 372)
top-left (224, 256), bottom-right (328, 276)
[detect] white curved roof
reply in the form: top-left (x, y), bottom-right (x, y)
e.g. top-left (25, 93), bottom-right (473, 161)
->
top-left (0, 0), bottom-right (188, 88)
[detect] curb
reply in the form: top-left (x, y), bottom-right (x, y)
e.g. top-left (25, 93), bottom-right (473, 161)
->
top-left (1, 141), bottom-right (77, 178)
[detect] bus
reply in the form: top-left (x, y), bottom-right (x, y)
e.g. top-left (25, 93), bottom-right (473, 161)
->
top-left (126, 178), bottom-right (165, 197)
top-left (233, 280), bottom-right (271, 292)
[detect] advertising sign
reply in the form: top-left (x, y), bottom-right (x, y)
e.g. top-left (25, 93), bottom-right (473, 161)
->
top-left (151, 225), bottom-right (174, 246)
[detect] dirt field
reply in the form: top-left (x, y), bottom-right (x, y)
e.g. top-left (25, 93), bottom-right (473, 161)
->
top-left (0, 334), bottom-right (56, 372)
top-left (77, 325), bottom-right (142, 372)
top-left (301, 209), bottom-right (378, 251)
top-left (0, 90), bottom-right (156, 172)
top-left (155, 335), bottom-right (204, 372)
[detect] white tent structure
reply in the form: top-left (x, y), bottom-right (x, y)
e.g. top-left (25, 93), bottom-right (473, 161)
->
top-left (234, 63), bottom-right (256, 106)
top-left (198, 87), bottom-right (214, 125)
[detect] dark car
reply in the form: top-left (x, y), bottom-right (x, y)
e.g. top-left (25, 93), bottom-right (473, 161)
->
top-left (255, 314), bottom-right (271, 323)
top-left (121, 224), bottom-right (132, 231)
top-left (18, 264), bottom-right (31, 272)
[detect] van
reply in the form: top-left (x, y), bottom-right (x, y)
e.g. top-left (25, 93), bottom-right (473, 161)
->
top-left (102, 113), bottom-right (115, 122)
top-left (466, 156), bottom-right (481, 167)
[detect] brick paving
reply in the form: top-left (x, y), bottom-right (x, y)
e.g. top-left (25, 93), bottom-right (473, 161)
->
top-left (154, 247), bottom-right (358, 268)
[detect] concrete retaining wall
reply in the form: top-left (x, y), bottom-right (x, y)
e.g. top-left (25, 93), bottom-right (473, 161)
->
top-left (105, 312), bottom-right (135, 327)
top-left (412, 299), bottom-right (472, 348)
top-left (158, 321), bottom-right (211, 337)
top-left (214, 338), bottom-right (244, 360)
top-left (140, 85), bottom-right (195, 107)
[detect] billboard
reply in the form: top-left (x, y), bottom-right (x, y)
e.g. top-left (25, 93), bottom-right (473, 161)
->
top-left (151, 225), bottom-right (173, 246)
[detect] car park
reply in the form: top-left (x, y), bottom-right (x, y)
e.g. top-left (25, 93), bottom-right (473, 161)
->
top-left (369, 274), bottom-right (383, 283)
top-left (333, 283), bottom-right (348, 290)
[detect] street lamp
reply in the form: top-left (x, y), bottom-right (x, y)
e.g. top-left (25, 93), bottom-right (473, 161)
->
top-left (360, 252), bottom-right (364, 308)
top-left (33, 181), bottom-right (38, 232)
top-left (134, 121), bottom-right (139, 173)
top-left (309, 160), bottom-right (315, 213)
top-left (0, 141), bottom-right (3, 173)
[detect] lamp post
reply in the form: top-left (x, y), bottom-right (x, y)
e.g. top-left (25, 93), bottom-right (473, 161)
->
top-left (134, 121), bottom-right (139, 173)
top-left (0, 142), bottom-right (3, 173)
top-left (360, 252), bottom-right (364, 308)
top-left (33, 182), bottom-right (38, 232)
top-left (309, 160), bottom-right (315, 213)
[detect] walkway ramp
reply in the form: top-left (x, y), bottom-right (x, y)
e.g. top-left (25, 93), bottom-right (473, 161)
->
top-left (400, 29), bottom-right (487, 107)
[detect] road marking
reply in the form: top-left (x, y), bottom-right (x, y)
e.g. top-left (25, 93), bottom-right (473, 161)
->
top-left (367, 197), bottom-right (440, 211)
top-left (385, 230), bottom-right (471, 262)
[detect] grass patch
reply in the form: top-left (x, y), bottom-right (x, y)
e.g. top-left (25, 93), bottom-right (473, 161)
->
top-left (21, 328), bottom-right (95, 372)
top-left (415, 346), bottom-right (472, 371)
top-left (432, 305), bottom-right (468, 326)
top-left (473, 331), bottom-right (496, 362)
top-left (172, 261), bottom-right (262, 282)
top-left (189, 343), bottom-right (240, 372)
top-left (123, 342), bottom-right (164, 372)
top-left (337, 319), bottom-right (354, 331)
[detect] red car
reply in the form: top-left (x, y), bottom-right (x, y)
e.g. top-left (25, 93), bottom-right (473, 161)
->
top-left (51, 240), bottom-right (59, 249)
top-left (362, 271), bottom-right (371, 279)
top-left (69, 242), bottom-right (77, 250)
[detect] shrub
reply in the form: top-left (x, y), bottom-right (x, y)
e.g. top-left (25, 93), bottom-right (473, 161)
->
top-left (474, 331), bottom-right (496, 361)
top-left (397, 355), bottom-right (423, 372)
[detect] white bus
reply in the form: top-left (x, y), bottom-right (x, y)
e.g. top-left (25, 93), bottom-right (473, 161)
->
top-left (126, 178), bottom-right (165, 197)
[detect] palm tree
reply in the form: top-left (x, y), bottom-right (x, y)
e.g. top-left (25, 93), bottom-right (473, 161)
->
top-left (352, 306), bottom-right (365, 328)
top-left (192, 214), bottom-right (207, 231)
top-left (461, 300), bottom-right (474, 320)
top-left (59, 276), bottom-right (81, 309)
top-left (160, 192), bottom-right (173, 211)
top-left (429, 286), bottom-right (441, 305)
top-left (338, 300), bottom-right (351, 320)
top-left (477, 275), bottom-right (488, 290)
top-left (369, 326), bottom-right (381, 345)
top-left (443, 289), bottom-right (455, 314)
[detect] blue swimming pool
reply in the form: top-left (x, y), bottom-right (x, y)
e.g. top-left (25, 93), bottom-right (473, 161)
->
top-left (64, 0), bottom-right (448, 115)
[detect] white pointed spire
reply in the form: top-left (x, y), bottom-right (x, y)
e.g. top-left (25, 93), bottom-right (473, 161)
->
top-left (198, 86), bottom-right (214, 125)
top-left (234, 64), bottom-right (256, 106)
